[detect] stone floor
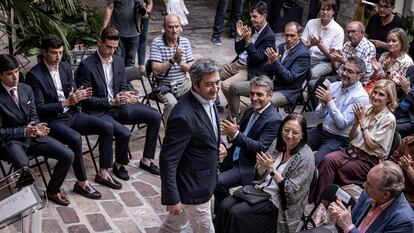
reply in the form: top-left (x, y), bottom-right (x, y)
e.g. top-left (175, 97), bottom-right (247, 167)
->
top-left (0, 0), bottom-right (336, 232)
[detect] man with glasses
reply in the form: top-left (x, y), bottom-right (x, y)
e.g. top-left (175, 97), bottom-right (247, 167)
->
top-left (308, 56), bottom-right (369, 165)
top-left (366, 0), bottom-right (405, 59)
top-left (330, 21), bottom-right (376, 85)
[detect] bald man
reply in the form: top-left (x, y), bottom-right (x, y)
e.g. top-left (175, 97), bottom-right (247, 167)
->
top-left (149, 14), bottom-right (194, 120)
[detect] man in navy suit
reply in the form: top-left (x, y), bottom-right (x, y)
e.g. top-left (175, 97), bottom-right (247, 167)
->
top-left (159, 58), bottom-right (227, 233)
top-left (26, 35), bottom-right (120, 197)
top-left (76, 27), bottom-right (162, 177)
top-left (0, 54), bottom-right (74, 206)
top-left (328, 161), bottom-right (414, 233)
top-left (219, 1), bottom-right (275, 110)
top-left (214, 75), bottom-right (281, 212)
top-left (227, 21), bottom-right (310, 118)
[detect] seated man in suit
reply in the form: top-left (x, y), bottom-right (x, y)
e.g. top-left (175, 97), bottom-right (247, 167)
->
top-left (308, 56), bottom-right (369, 165)
top-left (219, 1), bottom-right (275, 108)
top-left (328, 161), bottom-right (414, 232)
top-left (26, 35), bottom-right (120, 197)
top-left (214, 75), bottom-right (281, 212)
top-left (0, 54), bottom-right (74, 206)
top-left (76, 27), bottom-right (162, 176)
top-left (392, 66), bottom-right (414, 138)
top-left (227, 21), bottom-right (310, 118)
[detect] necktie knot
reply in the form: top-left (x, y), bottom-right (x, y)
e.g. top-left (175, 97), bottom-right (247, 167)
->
top-left (10, 88), bottom-right (20, 108)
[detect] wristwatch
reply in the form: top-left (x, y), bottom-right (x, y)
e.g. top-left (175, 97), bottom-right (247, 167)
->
top-left (361, 126), bottom-right (367, 131)
top-left (168, 58), bottom-right (175, 65)
top-left (269, 170), bottom-right (275, 177)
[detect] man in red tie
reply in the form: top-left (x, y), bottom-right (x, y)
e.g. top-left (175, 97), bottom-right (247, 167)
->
top-left (0, 54), bottom-right (74, 206)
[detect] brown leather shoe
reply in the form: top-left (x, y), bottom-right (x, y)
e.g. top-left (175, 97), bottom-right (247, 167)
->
top-left (46, 190), bottom-right (70, 206)
top-left (73, 182), bottom-right (102, 199)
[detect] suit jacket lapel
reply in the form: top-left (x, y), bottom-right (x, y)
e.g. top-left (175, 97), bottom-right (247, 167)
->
top-left (93, 53), bottom-right (108, 93)
top-left (112, 58), bottom-right (118, 95)
top-left (17, 84), bottom-right (30, 118)
top-left (253, 24), bottom-right (269, 48)
top-left (58, 65), bottom-right (70, 97)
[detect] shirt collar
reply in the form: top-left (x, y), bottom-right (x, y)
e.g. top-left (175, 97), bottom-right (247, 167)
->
top-left (256, 102), bottom-right (271, 114)
top-left (366, 105), bottom-right (391, 121)
top-left (371, 197), bottom-right (395, 209)
top-left (97, 50), bottom-right (113, 65)
top-left (1, 83), bottom-right (17, 94)
top-left (255, 23), bottom-right (267, 35)
top-left (284, 40), bottom-right (300, 51)
top-left (320, 18), bottom-right (334, 29)
top-left (191, 89), bottom-right (215, 106)
top-left (341, 81), bottom-right (360, 93)
top-left (44, 61), bottom-right (59, 72)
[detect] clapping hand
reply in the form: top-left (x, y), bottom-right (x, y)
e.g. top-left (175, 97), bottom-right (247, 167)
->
top-left (329, 48), bottom-right (345, 64)
top-left (236, 20), bottom-right (244, 38)
top-left (370, 57), bottom-right (382, 72)
top-left (220, 118), bottom-right (239, 138)
top-left (121, 91), bottom-right (139, 104)
top-left (265, 47), bottom-right (280, 64)
top-left (352, 103), bottom-right (366, 125)
top-left (309, 35), bottom-right (321, 47)
top-left (398, 155), bottom-right (414, 172)
top-left (327, 198), bottom-right (353, 230)
top-left (315, 86), bottom-right (332, 104)
top-left (66, 86), bottom-right (92, 106)
top-left (256, 151), bottom-right (274, 171)
top-left (26, 121), bottom-right (50, 137)
top-left (240, 25), bottom-right (252, 43)
top-left (173, 47), bottom-right (183, 65)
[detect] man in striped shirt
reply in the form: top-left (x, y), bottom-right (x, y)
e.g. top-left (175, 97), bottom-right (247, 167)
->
top-left (150, 14), bottom-right (193, 120)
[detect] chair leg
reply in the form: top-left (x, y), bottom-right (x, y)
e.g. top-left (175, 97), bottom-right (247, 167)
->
top-left (0, 161), bottom-right (7, 178)
top-left (84, 136), bottom-right (99, 175)
top-left (34, 157), bottom-right (48, 188)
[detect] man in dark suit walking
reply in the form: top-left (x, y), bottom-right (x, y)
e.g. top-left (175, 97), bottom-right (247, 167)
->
top-left (0, 54), bottom-right (74, 206)
top-left (26, 35), bottom-right (120, 197)
top-left (214, 75), bottom-right (281, 212)
top-left (159, 58), bottom-right (227, 232)
top-left (76, 27), bottom-right (162, 177)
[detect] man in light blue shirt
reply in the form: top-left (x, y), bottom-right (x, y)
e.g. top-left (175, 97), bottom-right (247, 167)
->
top-left (308, 56), bottom-right (369, 165)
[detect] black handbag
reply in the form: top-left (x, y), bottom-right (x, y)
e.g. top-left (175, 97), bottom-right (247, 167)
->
top-left (233, 185), bottom-right (271, 205)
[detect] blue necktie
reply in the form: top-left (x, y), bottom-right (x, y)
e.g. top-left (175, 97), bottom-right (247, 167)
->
top-left (233, 112), bottom-right (259, 161)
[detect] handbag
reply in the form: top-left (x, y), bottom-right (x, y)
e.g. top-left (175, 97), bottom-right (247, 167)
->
top-left (232, 184), bottom-right (271, 205)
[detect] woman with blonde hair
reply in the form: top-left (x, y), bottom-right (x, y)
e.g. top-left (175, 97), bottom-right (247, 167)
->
top-left (311, 79), bottom-right (397, 203)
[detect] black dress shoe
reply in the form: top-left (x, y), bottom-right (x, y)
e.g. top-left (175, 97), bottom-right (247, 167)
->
top-left (94, 174), bottom-right (122, 190)
top-left (113, 163), bottom-right (129, 181)
top-left (139, 161), bottom-right (160, 175)
top-left (73, 182), bottom-right (102, 199)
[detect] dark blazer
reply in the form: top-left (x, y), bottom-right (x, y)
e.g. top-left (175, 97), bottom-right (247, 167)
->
top-left (0, 83), bottom-right (45, 145)
top-left (338, 191), bottom-right (414, 233)
top-left (396, 66), bottom-right (414, 121)
top-left (266, 41), bottom-right (310, 104)
top-left (229, 105), bottom-right (281, 185)
top-left (26, 61), bottom-right (78, 122)
top-left (234, 24), bottom-right (275, 79)
top-left (75, 52), bottom-right (129, 115)
top-left (160, 91), bottom-right (220, 205)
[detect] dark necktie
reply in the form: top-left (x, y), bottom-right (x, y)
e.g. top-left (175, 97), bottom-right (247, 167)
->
top-left (10, 88), bottom-right (20, 108)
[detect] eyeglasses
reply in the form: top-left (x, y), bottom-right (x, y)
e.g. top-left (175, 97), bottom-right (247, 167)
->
top-left (343, 67), bottom-right (360, 76)
top-left (346, 29), bottom-right (361, 34)
top-left (378, 4), bottom-right (392, 10)
top-left (282, 128), bottom-right (301, 137)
